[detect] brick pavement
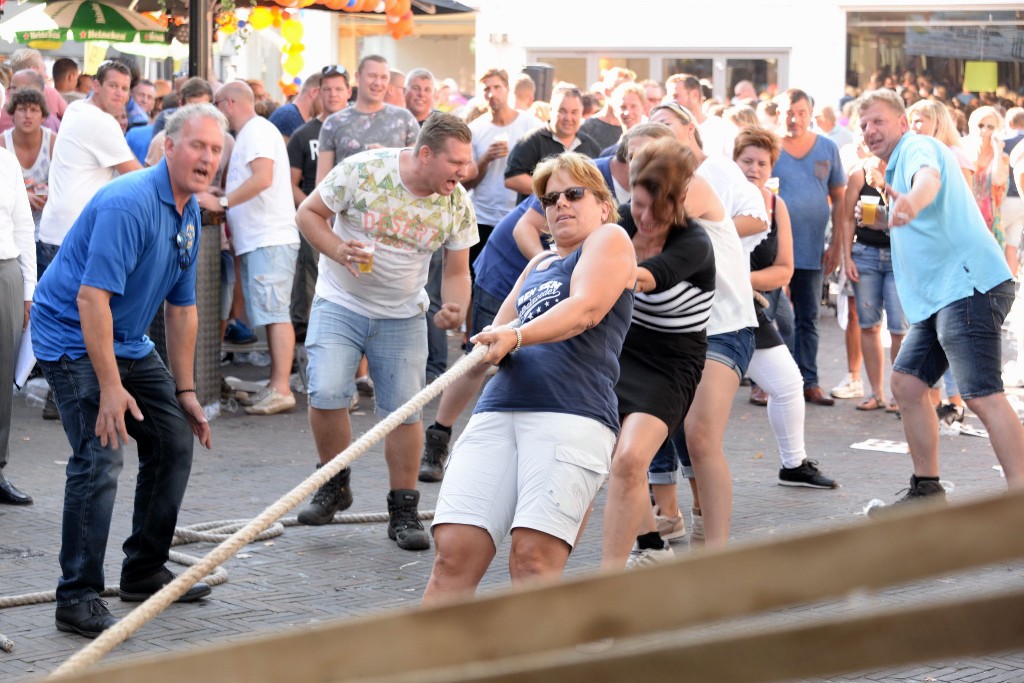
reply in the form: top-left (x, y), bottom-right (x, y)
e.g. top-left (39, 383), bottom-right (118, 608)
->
top-left (1, 314), bottom-right (1023, 682)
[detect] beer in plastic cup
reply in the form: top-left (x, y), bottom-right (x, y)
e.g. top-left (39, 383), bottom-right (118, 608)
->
top-left (861, 195), bottom-right (881, 225)
top-left (765, 177), bottom-right (779, 194)
top-left (357, 242), bottom-right (376, 274)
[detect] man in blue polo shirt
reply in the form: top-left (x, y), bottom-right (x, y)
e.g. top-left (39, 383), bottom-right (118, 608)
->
top-left (32, 104), bottom-right (224, 639)
top-left (856, 90), bottom-right (1024, 510)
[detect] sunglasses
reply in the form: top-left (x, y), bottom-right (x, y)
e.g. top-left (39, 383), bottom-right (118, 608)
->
top-left (322, 65), bottom-right (348, 77)
top-left (174, 231), bottom-right (191, 271)
top-left (977, 123), bottom-right (997, 131)
top-left (539, 186), bottom-right (588, 208)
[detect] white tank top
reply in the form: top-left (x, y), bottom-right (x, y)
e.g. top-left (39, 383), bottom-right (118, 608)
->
top-left (3, 127), bottom-right (52, 234)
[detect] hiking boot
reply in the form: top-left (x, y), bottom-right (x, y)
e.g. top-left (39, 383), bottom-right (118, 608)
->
top-left (867, 475), bottom-right (947, 518)
top-left (626, 543), bottom-right (675, 569)
top-left (297, 466), bottom-right (353, 525)
top-left (654, 505), bottom-right (686, 542)
top-left (779, 460), bottom-right (838, 489)
top-left (387, 489), bottom-right (430, 550)
top-left (418, 427), bottom-right (451, 483)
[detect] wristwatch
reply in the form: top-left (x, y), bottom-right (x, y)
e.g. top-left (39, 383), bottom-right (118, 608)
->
top-left (219, 195), bottom-right (229, 209)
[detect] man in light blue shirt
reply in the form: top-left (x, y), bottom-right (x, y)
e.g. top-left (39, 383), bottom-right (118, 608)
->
top-left (857, 89), bottom-right (1024, 511)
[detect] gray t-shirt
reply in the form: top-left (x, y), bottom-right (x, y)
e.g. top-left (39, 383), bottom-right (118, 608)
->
top-left (318, 104), bottom-right (420, 165)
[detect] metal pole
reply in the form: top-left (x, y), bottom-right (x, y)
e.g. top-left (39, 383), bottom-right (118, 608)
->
top-left (188, 0), bottom-right (210, 78)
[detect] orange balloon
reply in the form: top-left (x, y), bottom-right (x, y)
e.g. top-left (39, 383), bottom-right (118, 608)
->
top-left (393, 0), bottom-right (409, 15)
top-left (385, 0), bottom-right (397, 10)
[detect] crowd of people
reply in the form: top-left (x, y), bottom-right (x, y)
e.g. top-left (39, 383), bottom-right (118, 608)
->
top-left (1, 46), bottom-right (1023, 635)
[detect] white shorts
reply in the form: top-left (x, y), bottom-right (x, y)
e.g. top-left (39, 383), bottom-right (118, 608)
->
top-left (1003, 197), bottom-right (1024, 251)
top-left (432, 411), bottom-right (615, 549)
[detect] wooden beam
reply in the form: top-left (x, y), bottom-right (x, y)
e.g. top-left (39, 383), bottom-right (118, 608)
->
top-left (350, 589), bottom-right (1024, 683)
top-left (52, 490), bottom-right (1024, 683)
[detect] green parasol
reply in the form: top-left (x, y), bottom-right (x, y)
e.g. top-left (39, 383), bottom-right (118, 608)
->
top-left (12, 0), bottom-right (166, 44)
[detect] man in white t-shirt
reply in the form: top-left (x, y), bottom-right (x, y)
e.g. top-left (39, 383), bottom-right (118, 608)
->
top-left (197, 81), bottom-right (300, 416)
top-left (666, 73), bottom-right (737, 158)
top-left (463, 68), bottom-right (542, 263)
top-left (37, 61), bottom-right (141, 263)
top-left (293, 113), bottom-right (478, 551)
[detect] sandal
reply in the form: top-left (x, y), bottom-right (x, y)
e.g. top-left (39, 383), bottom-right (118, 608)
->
top-left (856, 394), bottom-right (885, 411)
top-left (886, 401), bottom-right (900, 414)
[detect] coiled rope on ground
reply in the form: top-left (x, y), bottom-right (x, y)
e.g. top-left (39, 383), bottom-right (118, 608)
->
top-left (1, 342), bottom-right (488, 675)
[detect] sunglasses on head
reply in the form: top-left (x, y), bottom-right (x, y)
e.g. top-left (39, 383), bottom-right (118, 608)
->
top-left (539, 186), bottom-right (588, 208)
top-left (322, 65), bottom-right (348, 77)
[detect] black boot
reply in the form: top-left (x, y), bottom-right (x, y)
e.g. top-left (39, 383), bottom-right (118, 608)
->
top-left (297, 466), bottom-right (353, 525)
top-left (55, 599), bottom-right (118, 638)
top-left (418, 427), bottom-right (451, 483)
top-left (387, 489), bottom-right (430, 550)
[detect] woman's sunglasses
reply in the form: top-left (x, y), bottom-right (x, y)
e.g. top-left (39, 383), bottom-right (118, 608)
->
top-left (539, 186), bottom-right (588, 208)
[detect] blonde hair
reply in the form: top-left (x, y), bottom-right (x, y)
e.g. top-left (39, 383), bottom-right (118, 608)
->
top-left (532, 152), bottom-right (618, 223)
top-left (906, 99), bottom-right (961, 148)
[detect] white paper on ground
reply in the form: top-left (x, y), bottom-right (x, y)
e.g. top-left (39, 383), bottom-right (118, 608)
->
top-left (851, 439), bottom-right (909, 454)
top-left (14, 321), bottom-right (35, 388)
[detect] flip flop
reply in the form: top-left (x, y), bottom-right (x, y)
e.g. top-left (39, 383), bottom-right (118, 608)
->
top-left (886, 402), bottom-right (900, 414)
top-left (856, 395), bottom-right (885, 411)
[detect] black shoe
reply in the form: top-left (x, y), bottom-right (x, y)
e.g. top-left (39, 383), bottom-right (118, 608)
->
top-left (56, 599), bottom-right (119, 638)
top-left (118, 566), bottom-right (211, 602)
top-left (936, 402), bottom-right (965, 426)
top-left (779, 460), bottom-right (837, 489)
top-left (297, 466), bottom-right (353, 525)
top-left (42, 391), bottom-right (60, 420)
top-left (387, 489), bottom-right (430, 550)
top-left (868, 475), bottom-right (947, 518)
top-left (0, 470), bottom-right (32, 505)
top-left (418, 427), bottom-right (450, 483)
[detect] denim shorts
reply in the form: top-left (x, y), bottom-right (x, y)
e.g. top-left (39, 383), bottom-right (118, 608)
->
top-left (893, 280), bottom-right (1015, 400)
top-left (850, 243), bottom-right (909, 333)
top-left (305, 296), bottom-right (427, 420)
top-left (240, 244), bottom-right (299, 327)
top-left (465, 284), bottom-right (507, 352)
top-left (706, 327), bottom-right (756, 381)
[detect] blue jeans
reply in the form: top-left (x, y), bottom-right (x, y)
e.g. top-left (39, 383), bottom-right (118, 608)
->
top-left (893, 280), bottom-right (1015, 400)
top-left (425, 249), bottom-right (447, 382)
top-left (40, 351), bottom-right (195, 606)
top-left (36, 240), bottom-right (60, 280)
top-left (789, 268), bottom-right (824, 389)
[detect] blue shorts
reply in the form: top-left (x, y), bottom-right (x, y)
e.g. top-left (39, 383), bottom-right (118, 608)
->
top-left (240, 244), bottom-right (298, 327)
top-left (305, 297), bottom-right (427, 420)
top-left (706, 327), bottom-right (756, 381)
top-left (466, 284), bottom-right (506, 352)
top-left (893, 280), bottom-right (1014, 400)
top-left (851, 243), bottom-right (909, 333)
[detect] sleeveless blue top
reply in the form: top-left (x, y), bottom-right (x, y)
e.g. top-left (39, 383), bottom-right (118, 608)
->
top-left (473, 245), bottom-right (634, 433)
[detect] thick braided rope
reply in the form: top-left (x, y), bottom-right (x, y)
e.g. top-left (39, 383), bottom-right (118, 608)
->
top-left (49, 343), bottom-right (489, 679)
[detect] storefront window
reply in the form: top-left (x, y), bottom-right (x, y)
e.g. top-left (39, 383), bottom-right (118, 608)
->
top-left (597, 57), bottom-right (649, 84)
top-left (847, 11), bottom-right (1024, 101)
top-left (726, 58), bottom-right (778, 99)
top-left (534, 56), bottom-right (587, 91)
top-left (662, 58), bottom-right (713, 82)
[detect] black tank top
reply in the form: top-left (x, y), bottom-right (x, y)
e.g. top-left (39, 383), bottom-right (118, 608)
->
top-left (855, 178), bottom-right (891, 249)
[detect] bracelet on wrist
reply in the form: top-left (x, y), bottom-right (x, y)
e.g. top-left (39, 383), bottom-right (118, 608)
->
top-left (510, 326), bottom-right (522, 354)
top-left (175, 388), bottom-right (196, 396)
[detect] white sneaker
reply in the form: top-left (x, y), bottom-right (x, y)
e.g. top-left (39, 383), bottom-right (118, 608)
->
top-left (654, 505), bottom-right (686, 542)
top-left (626, 544), bottom-right (675, 569)
top-left (689, 508), bottom-right (705, 547)
top-left (830, 374), bottom-right (864, 399)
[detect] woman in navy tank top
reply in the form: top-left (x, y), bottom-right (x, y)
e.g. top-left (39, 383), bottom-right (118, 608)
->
top-left (423, 153), bottom-right (636, 605)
